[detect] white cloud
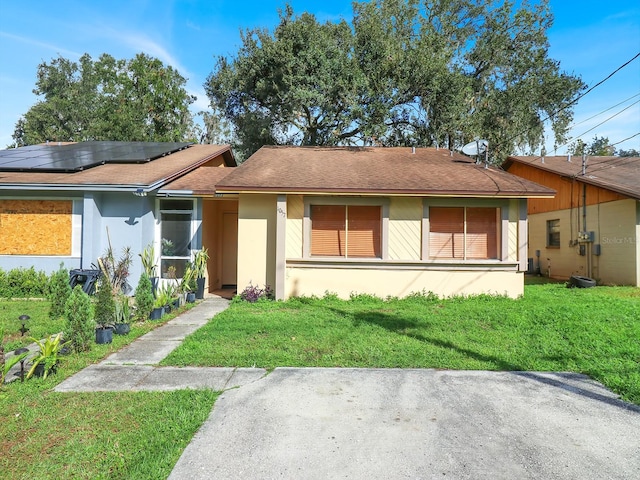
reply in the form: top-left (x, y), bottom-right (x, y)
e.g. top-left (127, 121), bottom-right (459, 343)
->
top-left (0, 31), bottom-right (82, 58)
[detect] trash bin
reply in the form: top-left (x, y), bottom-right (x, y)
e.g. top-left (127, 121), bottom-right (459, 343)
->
top-left (69, 269), bottom-right (101, 295)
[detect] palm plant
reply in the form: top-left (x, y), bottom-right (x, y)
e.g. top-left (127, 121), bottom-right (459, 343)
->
top-left (98, 228), bottom-right (133, 295)
top-left (27, 333), bottom-right (68, 380)
top-left (139, 243), bottom-right (157, 278)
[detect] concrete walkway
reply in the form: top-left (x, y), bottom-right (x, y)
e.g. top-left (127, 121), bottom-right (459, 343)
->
top-left (54, 297), bottom-right (267, 393)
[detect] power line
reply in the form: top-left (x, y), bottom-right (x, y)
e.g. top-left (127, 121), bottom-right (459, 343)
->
top-left (566, 99), bottom-right (640, 144)
top-left (495, 51), bottom-right (640, 155)
top-left (611, 132), bottom-right (640, 146)
top-left (561, 51), bottom-right (640, 114)
top-left (568, 92), bottom-right (640, 129)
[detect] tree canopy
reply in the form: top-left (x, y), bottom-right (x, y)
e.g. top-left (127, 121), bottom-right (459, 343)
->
top-left (206, 0), bottom-right (585, 161)
top-left (12, 53), bottom-right (196, 146)
top-left (569, 136), bottom-right (639, 157)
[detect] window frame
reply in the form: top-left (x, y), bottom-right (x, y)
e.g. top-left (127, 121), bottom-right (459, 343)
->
top-left (303, 197), bottom-right (389, 261)
top-left (157, 198), bottom-right (197, 279)
top-left (546, 219), bottom-right (560, 248)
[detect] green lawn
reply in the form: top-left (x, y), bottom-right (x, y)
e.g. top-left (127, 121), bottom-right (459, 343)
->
top-left (163, 284), bottom-right (640, 404)
top-left (1, 300), bottom-right (216, 480)
top-left (1, 285), bottom-right (638, 479)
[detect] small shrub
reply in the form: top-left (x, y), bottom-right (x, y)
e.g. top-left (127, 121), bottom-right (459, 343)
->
top-left (65, 285), bottom-right (94, 353)
top-left (134, 273), bottom-right (154, 321)
top-left (0, 267), bottom-right (49, 298)
top-left (48, 264), bottom-right (72, 320)
top-left (94, 278), bottom-right (116, 329)
top-left (239, 283), bottom-right (274, 303)
top-left (0, 268), bottom-right (7, 297)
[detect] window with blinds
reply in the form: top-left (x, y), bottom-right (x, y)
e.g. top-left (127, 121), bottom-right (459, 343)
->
top-left (429, 207), bottom-right (499, 260)
top-left (311, 205), bottom-right (381, 258)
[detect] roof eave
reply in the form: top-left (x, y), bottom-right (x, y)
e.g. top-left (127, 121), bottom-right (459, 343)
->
top-left (215, 186), bottom-right (555, 198)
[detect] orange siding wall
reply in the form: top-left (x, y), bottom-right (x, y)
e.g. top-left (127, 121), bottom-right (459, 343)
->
top-left (0, 200), bottom-right (72, 255)
top-left (507, 163), bottom-right (628, 214)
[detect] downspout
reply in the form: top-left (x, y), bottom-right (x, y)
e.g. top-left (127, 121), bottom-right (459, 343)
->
top-left (581, 154), bottom-right (591, 278)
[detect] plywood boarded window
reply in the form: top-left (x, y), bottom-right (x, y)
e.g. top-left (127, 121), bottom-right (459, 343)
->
top-left (429, 207), bottom-right (499, 260)
top-left (311, 205), bottom-right (381, 258)
top-left (0, 200), bottom-right (72, 255)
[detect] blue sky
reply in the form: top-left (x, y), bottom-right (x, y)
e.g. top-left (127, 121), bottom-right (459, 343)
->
top-left (0, 0), bottom-right (638, 154)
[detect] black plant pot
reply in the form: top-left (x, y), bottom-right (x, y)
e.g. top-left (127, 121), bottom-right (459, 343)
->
top-left (150, 306), bottom-right (164, 320)
top-left (114, 323), bottom-right (130, 335)
top-left (196, 277), bottom-right (206, 299)
top-left (32, 362), bottom-right (57, 378)
top-left (186, 292), bottom-right (196, 303)
top-left (95, 327), bottom-right (113, 344)
top-left (33, 363), bottom-right (45, 377)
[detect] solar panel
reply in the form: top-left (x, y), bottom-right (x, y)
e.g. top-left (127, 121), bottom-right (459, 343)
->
top-left (0, 141), bottom-right (192, 172)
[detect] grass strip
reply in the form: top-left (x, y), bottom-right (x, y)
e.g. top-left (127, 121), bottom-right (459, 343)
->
top-left (163, 285), bottom-right (640, 404)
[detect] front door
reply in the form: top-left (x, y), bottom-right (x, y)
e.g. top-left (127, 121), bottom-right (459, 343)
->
top-left (221, 212), bottom-right (238, 287)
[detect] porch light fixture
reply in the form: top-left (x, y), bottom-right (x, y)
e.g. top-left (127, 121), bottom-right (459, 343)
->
top-left (14, 347), bottom-right (29, 381)
top-left (133, 188), bottom-right (147, 197)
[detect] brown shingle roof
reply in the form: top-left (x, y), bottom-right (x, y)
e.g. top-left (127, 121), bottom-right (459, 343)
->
top-left (159, 165), bottom-right (236, 195)
top-left (0, 144), bottom-right (234, 191)
top-left (505, 155), bottom-right (640, 200)
top-left (216, 146), bottom-right (555, 197)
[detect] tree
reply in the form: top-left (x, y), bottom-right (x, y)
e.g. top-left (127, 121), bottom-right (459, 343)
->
top-left (568, 136), bottom-right (615, 156)
top-left (194, 109), bottom-right (233, 146)
top-left (205, 0), bottom-right (584, 162)
top-left (617, 148), bottom-right (639, 157)
top-left (13, 53), bottom-right (196, 146)
top-left (206, 6), bottom-right (367, 159)
top-left (48, 263), bottom-right (72, 320)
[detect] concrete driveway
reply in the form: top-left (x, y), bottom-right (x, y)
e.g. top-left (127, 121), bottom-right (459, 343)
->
top-left (169, 368), bottom-right (640, 480)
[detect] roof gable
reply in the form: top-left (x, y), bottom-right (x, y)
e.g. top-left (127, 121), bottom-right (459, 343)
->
top-left (216, 146), bottom-right (555, 198)
top-left (505, 155), bottom-right (640, 200)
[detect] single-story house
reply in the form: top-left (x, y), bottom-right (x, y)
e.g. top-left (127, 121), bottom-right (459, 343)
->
top-left (1, 142), bottom-right (556, 299)
top-left (214, 146), bottom-right (555, 299)
top-left (504, 155), bottom-right (640, 286)
top-left (0, 141), bottom-right (238, 293)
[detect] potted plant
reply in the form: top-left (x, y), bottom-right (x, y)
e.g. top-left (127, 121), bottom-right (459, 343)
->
top-left (150, 289), bottom-right (170, 320)
top-left (65, 285), bottom-right (94, 353)
top-left (166, 266), bottom-right (184, 307)
top-left (27, 333), bottom-right (68, 380)
top-left (134, 272), bottom-right (154, 322)
top-left (139, 243), bottom-right (158, 296)
top-left (94, 278), bottom-right (115, 344)
top-left (158, 283), bottom-right (177, 313)
top-left (97, 229), bottom-right (133, 296)
top-left (182, 263), bottom-right (197, 303)
top-left (114, 294), bottom-right (131, 335)
top-left (193, 248), bottom-right (209, 299)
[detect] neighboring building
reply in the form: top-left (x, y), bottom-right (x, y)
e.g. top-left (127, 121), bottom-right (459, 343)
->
top-left (0, 141), bottom-right (238, 293)
top-left (504, 155), bottom-right (640, 286)
top-left (215, 146), bottom-right (554, 300)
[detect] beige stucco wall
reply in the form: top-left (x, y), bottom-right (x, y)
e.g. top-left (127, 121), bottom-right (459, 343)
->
top-left (237, 194), bottom-right (277, 291)
top-left (388, 197), bottom-right (422, 260)
top-left (528, 198), bottom-right (639, 285)
top-left (285, 265), bottom-right (523, 299)
top-left (286, 195), bottom-right (304, 258)
top-left (237, 193), bottom-right (529, 299)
